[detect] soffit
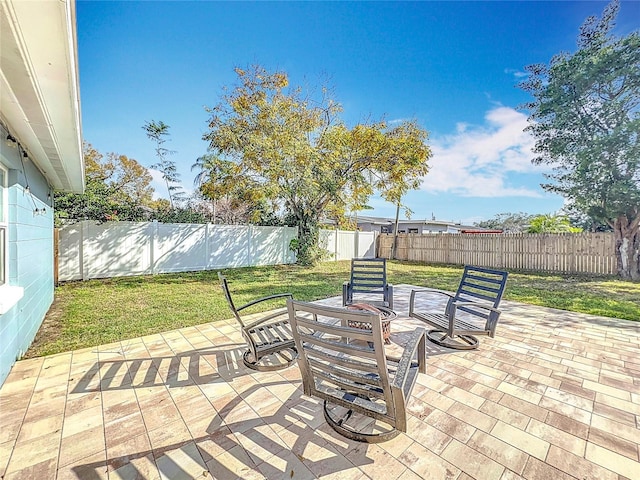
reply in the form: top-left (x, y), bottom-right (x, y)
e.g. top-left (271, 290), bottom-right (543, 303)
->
top-left (0, 0), bottom-right (84, 192)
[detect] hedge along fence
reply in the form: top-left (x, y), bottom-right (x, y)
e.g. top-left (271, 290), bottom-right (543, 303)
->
top-left (378, 232), bottom-right (617, 276)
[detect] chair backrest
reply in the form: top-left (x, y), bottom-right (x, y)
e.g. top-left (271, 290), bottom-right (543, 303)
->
top-left (218, 272), bottom-right (244, 327)
top-left (451, 265), bottom-right (508, 320)
top-left (286, 300), bottom-right (398, 425)
top-left (350, 258), bottom-right (388, 294)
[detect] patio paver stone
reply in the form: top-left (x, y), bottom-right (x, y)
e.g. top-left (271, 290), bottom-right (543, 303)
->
top-left (0, 284), bottom-right (639, 480)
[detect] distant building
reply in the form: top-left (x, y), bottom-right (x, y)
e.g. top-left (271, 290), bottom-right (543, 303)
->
top-left (352, 216), bottom-right (496, 234)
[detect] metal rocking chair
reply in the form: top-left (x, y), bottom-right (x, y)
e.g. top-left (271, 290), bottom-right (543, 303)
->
top-left (409, 265), bottom-right (508, 350)
top-left (218, 272), bottom-right (297, 371)
top-left (287, 300), bottom-right (426, 443)
top-left (343, 258), bottom-right (394, 309)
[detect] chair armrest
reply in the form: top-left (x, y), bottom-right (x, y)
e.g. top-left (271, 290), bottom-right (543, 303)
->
top-left (411, 288), bottom-right (454, 297)
top-left (450, 300), bottom-right (502, 335)
top-left (390, 327), bottom-right (427, 391)
top-left (409, 288), bottom-right (454, 314)
top-left (450, 300), bottom-right (501, 315)
top-left (244, 309), bottom-right (292, 331)
top-left (236, 293), bottom-right (294, 312)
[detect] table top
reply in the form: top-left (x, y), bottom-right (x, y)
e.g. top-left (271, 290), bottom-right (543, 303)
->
top-left (346, 303), bottom-right (397, 321)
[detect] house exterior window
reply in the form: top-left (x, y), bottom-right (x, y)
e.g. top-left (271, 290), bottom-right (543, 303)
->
top-left (408, 228), bottom-right (419, 234)
top-left (380, 226), bottom-right (390, 233)
top-left (0, 166), bottom-right (6, 286)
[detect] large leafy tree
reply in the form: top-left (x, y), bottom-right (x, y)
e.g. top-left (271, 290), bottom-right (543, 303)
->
top-left (520, 0), bottom-right (640, 280)
top-left (475, 212), bottom-right (536, 233)
top-left (527, 214), bottom-right (582, 234)
top-left (191, 153), bottom-right (276, 224)
top-left (203, 66), bottom-right (431, 264)
top-left (55, 143), bottom-right (155, 224)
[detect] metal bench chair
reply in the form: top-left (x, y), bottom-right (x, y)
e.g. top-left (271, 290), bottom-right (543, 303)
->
top-left (218, 272), bottom-right (297, 371)
top-left (343, 257), bottom-right (393, 309)
top-left (287, 300), bottom-right (426, 443)
top-left (409, 265), bottom-right (508, 350)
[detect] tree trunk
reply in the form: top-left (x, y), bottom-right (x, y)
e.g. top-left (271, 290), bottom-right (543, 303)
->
top-left (391, 203), bottom-right (400, 260)
top-left (613, 214), bottom-right (640, 281)
top-left (295, 214), bottom-right (320, 266)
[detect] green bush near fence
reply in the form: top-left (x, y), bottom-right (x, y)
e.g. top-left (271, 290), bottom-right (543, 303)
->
top-left (27, 260), bottom-right (640, 358)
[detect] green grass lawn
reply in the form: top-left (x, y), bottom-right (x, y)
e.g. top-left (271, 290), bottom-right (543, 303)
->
top-left (27, 260), bottom-right (640, 358)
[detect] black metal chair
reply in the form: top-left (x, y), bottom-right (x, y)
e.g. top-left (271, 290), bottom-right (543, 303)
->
top-left (218, 272), bottom-right (297, 371)
top-left (287, 300), bottom-right (426, 443)
top-left (343, 258), bottom-right (393, 309)
top-left (409, 265), bottom-right (508, 350)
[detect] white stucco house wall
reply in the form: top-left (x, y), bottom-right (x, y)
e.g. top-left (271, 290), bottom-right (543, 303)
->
top-left (0, 0), bottom-right (84, 386)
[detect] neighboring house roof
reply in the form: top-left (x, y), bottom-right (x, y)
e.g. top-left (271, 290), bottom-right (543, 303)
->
top-left (356, 216), bottom-right (482, 230)
top-left (0, 0), bottom-right (84, 193)
top-left (356, 216), bottom-right (395, 225)
top-left (322, 216), bottom-right (494, 232)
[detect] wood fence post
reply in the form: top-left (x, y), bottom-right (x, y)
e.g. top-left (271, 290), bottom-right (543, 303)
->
top-left (570, 234), bottom-right (577, 273)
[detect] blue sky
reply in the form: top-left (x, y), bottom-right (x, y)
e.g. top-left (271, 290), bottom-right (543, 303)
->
top-left (76, 1), bottom-right (639, 224)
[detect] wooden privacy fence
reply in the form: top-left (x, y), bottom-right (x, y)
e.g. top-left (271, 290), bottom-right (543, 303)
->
top-left (378, 233), bottom-right (617, 276)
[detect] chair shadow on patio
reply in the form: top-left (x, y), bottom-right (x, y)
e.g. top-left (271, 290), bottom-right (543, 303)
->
top-left (70, 378), bottom-right (389, 479)
top-left (70, 326), bottom-right (454, 396)
top-left (61, 287), bottom-right (465, 478)
top-left (63, 324), bottom-right (454, 477)
top-left (69, 344), bottom-right (253, 394)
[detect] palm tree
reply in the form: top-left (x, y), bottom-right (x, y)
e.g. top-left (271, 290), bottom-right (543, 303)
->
top-left (191, 154), bottom-right (234, 224)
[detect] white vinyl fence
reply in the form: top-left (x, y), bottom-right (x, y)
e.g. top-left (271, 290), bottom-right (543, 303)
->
top-left (321, 230), bottom-right (377, 260)
top-left (57, 221), bottom-right (378, 281)
top-left (58, 221), bottom-right (298, 281)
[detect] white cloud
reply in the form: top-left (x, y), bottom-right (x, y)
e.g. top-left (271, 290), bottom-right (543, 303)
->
top-left (422, 106), bottom-right (545, 198)
top-left (388, 118), bottom-right (409, 125)
top-left (504, 68), bottom-right (529, 78)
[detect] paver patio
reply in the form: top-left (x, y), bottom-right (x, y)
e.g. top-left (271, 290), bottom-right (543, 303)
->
top-left (0, 285), bottom-right (639, 480)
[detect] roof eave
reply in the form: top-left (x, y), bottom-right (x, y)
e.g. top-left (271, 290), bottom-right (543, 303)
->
top-left (0, 0), bottom-right (84, 193)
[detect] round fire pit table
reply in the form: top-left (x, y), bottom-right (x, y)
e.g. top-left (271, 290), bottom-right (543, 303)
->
top-left (345, 304), bottom-right (397, 344)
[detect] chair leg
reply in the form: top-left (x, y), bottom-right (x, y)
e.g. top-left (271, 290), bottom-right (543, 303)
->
top-left (342, 283), bottom-right (351, 306)
top-left (426, 330), bottom-right (479, 350)
top-left (242, 348), bottom-right (298, 371)
top-left (323, 399), bottom-right (400, 443)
